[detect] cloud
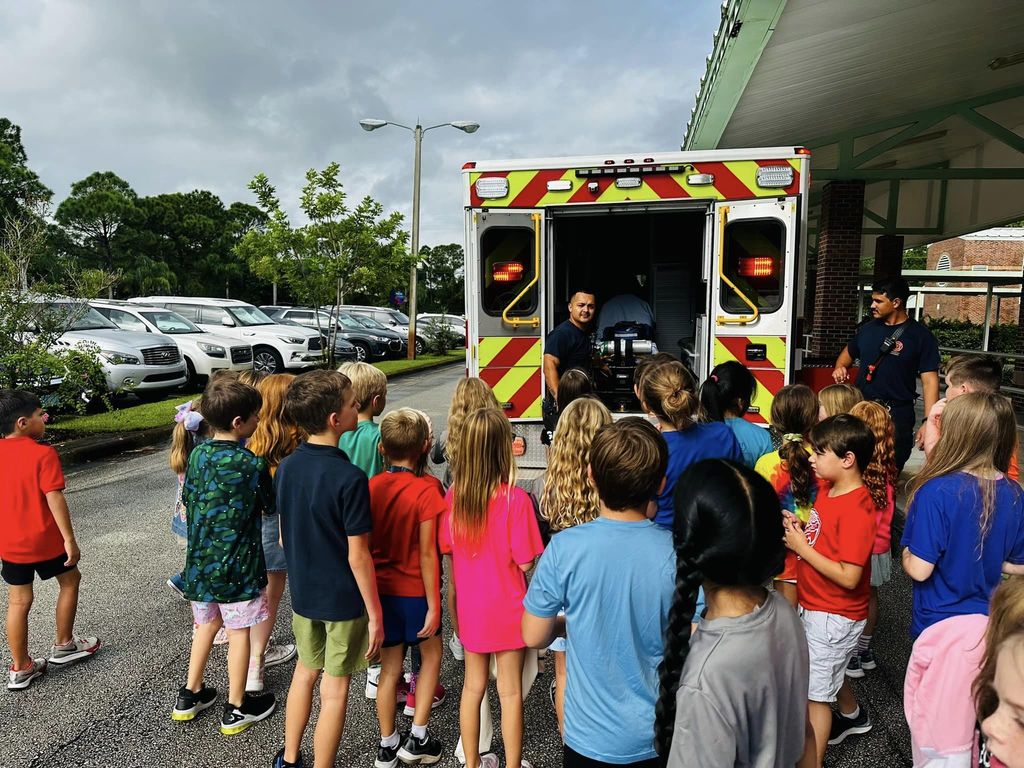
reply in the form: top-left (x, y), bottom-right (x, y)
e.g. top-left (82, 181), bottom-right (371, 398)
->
top-left (0, 0), bottom-right (719, 247)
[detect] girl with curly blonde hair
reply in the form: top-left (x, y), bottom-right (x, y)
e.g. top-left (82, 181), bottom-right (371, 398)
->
top-left (246, 373), bottom-right (303, 687)
top-left (846, 400), bottom-right (897, 676)
top-left (432, 377), bottom-right (501, 484)
top-left (537, 396), bottom-right (612, 733)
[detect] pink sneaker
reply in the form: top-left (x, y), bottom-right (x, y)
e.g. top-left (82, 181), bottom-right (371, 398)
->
top-left (402, 675), bottom-right (446, 716)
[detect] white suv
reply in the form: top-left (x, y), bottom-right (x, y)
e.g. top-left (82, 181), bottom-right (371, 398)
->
top-left (91, 300), bottom-right (254, 387)
top-left (130, 297), bottom-right (322, 375)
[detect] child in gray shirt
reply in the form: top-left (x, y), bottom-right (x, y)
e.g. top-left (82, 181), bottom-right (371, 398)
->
top-left (655, 459), bottom-right (812, 768)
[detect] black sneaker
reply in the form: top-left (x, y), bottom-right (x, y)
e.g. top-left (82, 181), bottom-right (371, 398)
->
top-left (273, 747), bottom-right (305, 767)
top-left (859, 647), bottom-right (877, 670)
top-left (220, 691), bottom-right (276, 736)
top-left (375, 742), bottom-right (399, 768)
top-left (397, 733), bottom-right (443, 765)
top-left (171, 684), bottom-right (217, 721)
top-left (828, 708), bottom-right (872, 745)
top-left (845, 653), bottom-right (864, 679)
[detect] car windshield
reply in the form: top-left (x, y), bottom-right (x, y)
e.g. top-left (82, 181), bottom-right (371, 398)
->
top-left (140, 311), bottom-right (201, 334)
top-left (353, 314), bottom-right (388, 330)
top-left (47, 304), bottom-right (118, 331)
top-left (336, 313), bottom-right (367, 330)
top-left (391, 311), bottom-right (410, 324)
top-left (227, 304), bottom-right (276, 326)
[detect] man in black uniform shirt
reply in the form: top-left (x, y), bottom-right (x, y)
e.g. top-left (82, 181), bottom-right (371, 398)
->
top-left (543, 290), bottom-right (596, 400)
top-left (832, 277), bottom-right (940, 473)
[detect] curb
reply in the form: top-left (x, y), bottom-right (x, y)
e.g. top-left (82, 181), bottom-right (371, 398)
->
top-left (54, 356), bottom-right (463, 465)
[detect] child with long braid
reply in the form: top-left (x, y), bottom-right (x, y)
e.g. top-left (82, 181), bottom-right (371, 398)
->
top-left (755, 384), bottom-right (821, 607)
top-left (656, 459), bottom-right (811, 768)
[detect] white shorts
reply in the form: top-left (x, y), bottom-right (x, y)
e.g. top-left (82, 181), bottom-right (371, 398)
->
top-left (800, 608), bottom-right (865, 702)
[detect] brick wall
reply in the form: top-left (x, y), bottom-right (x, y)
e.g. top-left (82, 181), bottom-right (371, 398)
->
top-left (810, 180), bottom-right (865, 358)
top-left (924, 236), bottom-right (1023, 323)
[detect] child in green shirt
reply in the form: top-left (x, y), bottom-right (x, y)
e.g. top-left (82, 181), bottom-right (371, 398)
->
top-left (337, 362), bottom-right (388, 478)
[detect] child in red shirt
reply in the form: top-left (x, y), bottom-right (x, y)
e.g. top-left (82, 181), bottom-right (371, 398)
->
top-left (0, 390), bottom-right (100, 690)
top-left (783, 414), bottom-right (879, 768)
top-left (369, 408), bottom-right (447, 766)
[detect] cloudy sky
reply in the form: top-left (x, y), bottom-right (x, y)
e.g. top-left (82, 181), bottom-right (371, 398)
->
top-left (1, 1), bottom-right (720, 247)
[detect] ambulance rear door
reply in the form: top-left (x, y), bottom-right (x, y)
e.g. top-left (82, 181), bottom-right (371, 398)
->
top-left (470, 209), bottom-right (545, 422)
top-left (708, 198), bottom-right (797, 424)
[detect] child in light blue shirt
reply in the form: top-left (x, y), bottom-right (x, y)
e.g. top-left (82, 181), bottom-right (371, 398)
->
top-left (699, 360), bottom-right (773, 469)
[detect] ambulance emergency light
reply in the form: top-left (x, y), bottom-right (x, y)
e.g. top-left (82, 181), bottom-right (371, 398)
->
top-left (492, 262), bottom-right (525, 282)
top-left (755, 165), bottom-right (794, 188)
top-left (737, 256), bottom-right (775, 278)
top-left (475, 177), bottom-right (509, 198)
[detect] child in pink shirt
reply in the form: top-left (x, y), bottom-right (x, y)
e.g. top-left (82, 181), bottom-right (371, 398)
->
top-left (439, 409), bottom-right (544, 768)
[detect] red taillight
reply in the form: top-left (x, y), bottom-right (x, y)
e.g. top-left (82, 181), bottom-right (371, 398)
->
top-left (738, 256), bottom-right (775, 278)
top-left (493, 262), bottom-right (525, 282)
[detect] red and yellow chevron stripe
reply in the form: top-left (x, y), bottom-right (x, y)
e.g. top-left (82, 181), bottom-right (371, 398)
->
top-left (477, 336), bottom-right (543, 419)
top-left (713, 336), bottom-right (788, 425)
top-left (469, 160), bottom-right (801, 208)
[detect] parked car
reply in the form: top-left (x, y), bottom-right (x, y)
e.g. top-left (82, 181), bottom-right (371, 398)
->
top-left (339, 311), bottom-right (409, 358)
top-left (263, 307), bottom-right (395, 362)
top-left (41, 300), bottom-right (187, 397)
top-left (130, 297), bottom-right (322, 375)
top-left (341, 305), bottom-right (426, 356)
top-left (91, 300), bottom-right (254, 387)
top-left (417, 313), bottom-right (466, 345)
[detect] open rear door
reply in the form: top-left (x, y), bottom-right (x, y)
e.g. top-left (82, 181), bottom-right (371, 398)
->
top-left (470, 209), bottom-right (545, 421)
top-left (709, 199), bottom-right (797, 424)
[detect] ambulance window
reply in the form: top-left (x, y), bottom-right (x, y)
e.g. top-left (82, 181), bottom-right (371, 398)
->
top-left (720, 218), bottom-right (783, 314)
top-left (481, 227), bottom-right (537, 317)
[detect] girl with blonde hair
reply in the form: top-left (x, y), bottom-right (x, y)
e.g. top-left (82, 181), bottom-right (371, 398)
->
top-left (246, 373), bottom-right (301, 690)
top-left (818, 382), bottom-right (863, 420)
top-left (642, 360), bottom-right (741, 529)
top-left (439, 409), bottom-right (544, 768)
top-left (168, 397), bottom-right (210, 588)
top-left (538, 396), bottom-right (612, 732)
top-left (902, 392), bottom-right (1024, 639)
top-left (432, 377), bottom-right (501, 484)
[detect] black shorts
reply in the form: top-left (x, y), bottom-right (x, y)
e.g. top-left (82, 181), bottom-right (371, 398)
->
top-left (1, 553), bottom-right (75, 586)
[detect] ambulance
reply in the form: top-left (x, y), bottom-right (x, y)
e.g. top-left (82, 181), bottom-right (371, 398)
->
top-left (460, 148), bottom-right (811, 469)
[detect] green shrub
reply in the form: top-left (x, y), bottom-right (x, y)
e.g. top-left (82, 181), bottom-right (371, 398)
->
top-left (421, 319), bottom-right (462, 356)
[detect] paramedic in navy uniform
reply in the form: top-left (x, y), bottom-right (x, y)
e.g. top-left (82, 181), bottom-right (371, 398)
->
top-left (543, 290), bottom-right (596, 401)
top-left (832, 276), bottom-right (940, 473)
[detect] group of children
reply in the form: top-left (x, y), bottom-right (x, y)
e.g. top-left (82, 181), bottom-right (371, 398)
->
top-left (2, 347), bottom-right (1024, 768)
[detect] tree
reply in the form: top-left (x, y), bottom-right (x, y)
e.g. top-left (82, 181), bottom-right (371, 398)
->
top-left (236, 162), bottom-right (411, 363)
top-left (55, 171), bottom-right (140, 297)
top-left (418, 243), bottom-right (465, 314)
top-left (0, 118), bottom-right (52, 231)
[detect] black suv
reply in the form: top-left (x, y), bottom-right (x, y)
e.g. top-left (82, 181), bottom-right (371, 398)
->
top-left (263, 307), bottom-right (396, 362)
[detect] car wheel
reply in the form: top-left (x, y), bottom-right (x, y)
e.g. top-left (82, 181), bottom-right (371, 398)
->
top-left (414, 337), bottom-right (425, 356)
top-left (184, 357), bottom-right (199, 389)
top-left (253, 346), bottom-right (283, 374)
top-left (352, 342), bottom-right (370, 362)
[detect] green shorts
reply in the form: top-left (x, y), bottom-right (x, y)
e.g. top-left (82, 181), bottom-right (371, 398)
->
top-left (292, 612), bottom-right (369, 678)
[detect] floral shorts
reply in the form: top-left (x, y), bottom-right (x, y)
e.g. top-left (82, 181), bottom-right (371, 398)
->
top-left (191, 589), bottom-right (269, 630)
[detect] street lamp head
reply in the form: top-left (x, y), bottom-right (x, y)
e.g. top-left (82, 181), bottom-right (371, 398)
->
top-left (450, 121), bottom-right (480, 134)
top-left (359, 119), bottom-right (388, 132)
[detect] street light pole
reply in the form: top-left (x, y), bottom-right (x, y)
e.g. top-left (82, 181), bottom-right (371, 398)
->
top-left (359, 117), bottom-right (479, 359)
top-left (408, 124), bottom-right (423, 360)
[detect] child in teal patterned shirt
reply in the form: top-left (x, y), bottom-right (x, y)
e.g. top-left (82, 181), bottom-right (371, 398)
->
top-left (171, 376), bottom-right (277, 737)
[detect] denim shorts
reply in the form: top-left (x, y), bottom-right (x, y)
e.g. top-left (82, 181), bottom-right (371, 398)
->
top-left (261, 514), bottom-right (287, 572)
top-left (870, 552), bottom-right (892, 587)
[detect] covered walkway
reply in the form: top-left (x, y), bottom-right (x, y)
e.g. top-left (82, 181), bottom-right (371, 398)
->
top-left (684, 0), bottom-right (1024, 364)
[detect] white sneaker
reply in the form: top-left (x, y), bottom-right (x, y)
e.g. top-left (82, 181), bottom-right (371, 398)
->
top-left (264, 641), bottom-right (296, 668)
top-left (245, 658), bottom-right (265, 693)
top-left (8, 658), bottom-right (47, 690)
top-left (365, 663), bottom-right (382, 699)
top-left (448, 633), bottom-right (465, 662)
top-left (480, 754), bottom-right (499, 768)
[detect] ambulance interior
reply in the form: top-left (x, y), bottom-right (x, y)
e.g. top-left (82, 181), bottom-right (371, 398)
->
top-left (549, 207), bottom-right (708, 412)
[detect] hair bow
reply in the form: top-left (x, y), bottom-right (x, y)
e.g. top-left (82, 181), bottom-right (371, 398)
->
top-left (782, 433), bottom-right (803, 443)
top-left (174, 401), bottom-right (204, 433)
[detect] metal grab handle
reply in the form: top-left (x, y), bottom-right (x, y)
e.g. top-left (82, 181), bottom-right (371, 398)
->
top-left (716, 205), bottom-right (760, 326)
top-left (501, 212), bottom-right (542, 329)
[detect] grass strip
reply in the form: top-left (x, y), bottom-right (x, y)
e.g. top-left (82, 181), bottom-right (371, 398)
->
top-left (54, 392), bottom-right (200, 435)
top-left (372, 350), bottom-right (463, 377)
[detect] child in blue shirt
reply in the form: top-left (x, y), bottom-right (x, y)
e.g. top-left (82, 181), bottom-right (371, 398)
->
top-left (698, 360), bottom-right (773, 469)
top-left (902, 392), bottom-right (1024, 638)
top-left (523, 418), bottom-right (674, 768)
top-left (641, 360), bottom-right (742, 529)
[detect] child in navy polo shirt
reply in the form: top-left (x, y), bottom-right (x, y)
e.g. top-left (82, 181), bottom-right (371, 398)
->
top-left (272, 370), bottom-right (383, 768)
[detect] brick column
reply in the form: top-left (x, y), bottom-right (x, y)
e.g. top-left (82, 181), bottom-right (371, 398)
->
top-left (1014, 275), bottom-right (1024, 413)
top-left (873, 234), bottom-right (904, 280)
top-left (811, 180), bottom-right (865, 359)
